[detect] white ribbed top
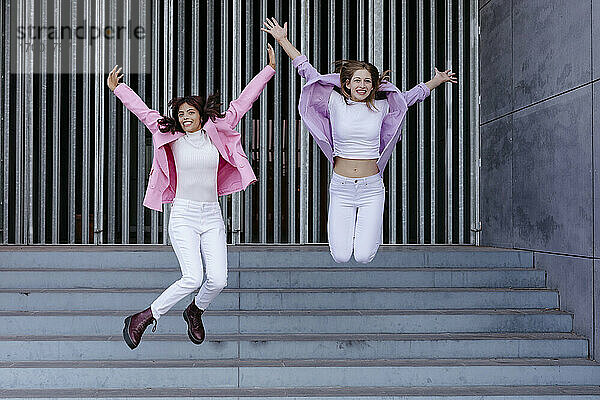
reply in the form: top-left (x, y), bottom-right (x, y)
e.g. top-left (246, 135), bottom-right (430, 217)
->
top-left (328, 90), bottom-right (389, 159)
top-left (170, 128), bottom-right (220, 202)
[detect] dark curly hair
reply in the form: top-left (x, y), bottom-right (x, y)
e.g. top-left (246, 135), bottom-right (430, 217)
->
top-left (157, 93), bottom-right (226, 134)
top-left (334, 60), bottom-right (391, 111)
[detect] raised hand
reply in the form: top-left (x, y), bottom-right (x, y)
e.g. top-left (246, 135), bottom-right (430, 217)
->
top-left (107, 65), bottom-right (124, 91)
top-left (261, 17), bottom-right (288, 42)
top-left (267, 43), bottom-right (276, 69)
top-left (434, 67), bottom-right (457, 84)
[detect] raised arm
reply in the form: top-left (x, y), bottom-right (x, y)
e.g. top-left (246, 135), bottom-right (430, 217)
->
top-left (401, 67), bottom-right (456, 107)
top-left (107, 65), bottom-right (162, 130)
top-left (223, 47), bottom-right (276, 128)
top-left (261, 17), bottom-right (300, 60)
top-left (262, 17), bottom-right (320, 81)
top-left (424, 67), bottom-right (457, 91)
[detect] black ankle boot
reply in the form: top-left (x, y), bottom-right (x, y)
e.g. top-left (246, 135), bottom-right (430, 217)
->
top-left (123, 307), bottom-right (156, 350)
top-left (183, 301), bottom-right (205, 344)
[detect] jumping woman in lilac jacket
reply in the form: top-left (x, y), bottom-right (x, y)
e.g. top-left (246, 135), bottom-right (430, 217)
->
top-left (263, 18), bottom-right (457, 263)
top-left (107, 46), bottom-right (276, 350)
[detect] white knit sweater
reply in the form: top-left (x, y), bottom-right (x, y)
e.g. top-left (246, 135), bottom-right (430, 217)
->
top-left (170, 128), bottom-right (220, 202)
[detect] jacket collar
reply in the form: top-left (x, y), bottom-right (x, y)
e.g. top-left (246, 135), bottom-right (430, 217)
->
top-left (202, 119), bottom-right (227, 156)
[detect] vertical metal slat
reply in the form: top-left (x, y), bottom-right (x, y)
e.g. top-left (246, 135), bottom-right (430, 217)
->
top-left (417, 0), bottom-right (425, 244)
top-left (342, 0), bottom-right (349, 59)
top-left (388, 0), bottom-right (398, 244)
top-left (82, 0), bottom-right (91, 243)
top-left (401, 0), bottom-right (408, 243)
top-left (299, 0), bottom-right (310, 244)
top-left (470, 0), bottom-right (481, 245)
top-left (94, 0), bottom-right (105, 244)
top-left (1, 0), bottom-right (7, 244)
top-left (136, 0), bottom-right (147, 244)
top-left (244, 0), bottom-right (254, 243)
top-left (24, 0), bottom-right (34, 243)
top-left (287, 0), bottom-right (297, 242)
top-left (446, 0), bottom-right (453, 243)
top-left (311, 1), bottom-right (320, 242)
top-left (107, 0), bottom-right (117, 243)
top-left (220, 0), bottom-right (230, 241)
top-left (121, 0), bottom-right (132, 243)
top-left (68, 0), bottom-right (77, 243)
top-left (259, 0), bottom-right (268, 243)
top-left (232, 0), bottom-right (242, 244)
top-left (430, 0), bottom-right (437, 243)
top-left (15, 0), bottom-right (23, 243)
top-left (357, 0), bottom-right (365, 60)
top-left (39, 0), bottom-right (48, 243)
top-left (163, 0), bottom-right (174, 245)
top-left (273, 0), bottom-right (282, 243)
top-left (150, 0), bottom-right (160, 243)
top-left (458, 0), bottom-right (465, 243)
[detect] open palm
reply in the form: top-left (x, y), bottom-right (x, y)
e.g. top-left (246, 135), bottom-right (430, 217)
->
top-left (434, 67), bottom-right (457, 84)
top-left (261, 17), bottom-right (288, 41)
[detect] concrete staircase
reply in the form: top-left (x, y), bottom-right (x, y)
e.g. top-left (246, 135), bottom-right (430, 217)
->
top-left (0, 246), bottom-right (599, 399)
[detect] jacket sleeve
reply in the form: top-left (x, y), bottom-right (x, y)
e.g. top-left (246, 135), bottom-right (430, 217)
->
top-left (292, 55), bottom-right (321, 81)
top-left (113, 83), bottom-right (163, 132)
top-left (402, 82), bottom-right (431, 107)
top-left (223, 65), bottom-right (276, 128)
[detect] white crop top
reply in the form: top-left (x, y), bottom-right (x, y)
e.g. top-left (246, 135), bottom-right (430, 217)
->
top-left (328, 90), bottom-right (389, 159)
top-left (170, 128), bottom-right (220, 202)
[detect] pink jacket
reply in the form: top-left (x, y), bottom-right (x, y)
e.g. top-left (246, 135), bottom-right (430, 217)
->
top-left (292, 55), bottom-right (430, 174)
top-left (113, 65), bottom-right (276, 211)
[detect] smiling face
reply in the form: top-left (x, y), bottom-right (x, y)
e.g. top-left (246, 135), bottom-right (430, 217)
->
top-left (344, 69), bottom-right (373, 102)
top-left (177, 102), bottom-right (202, 133)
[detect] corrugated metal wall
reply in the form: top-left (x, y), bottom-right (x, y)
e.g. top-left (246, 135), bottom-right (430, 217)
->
top-left (0, 0), bottom-right (480, 245)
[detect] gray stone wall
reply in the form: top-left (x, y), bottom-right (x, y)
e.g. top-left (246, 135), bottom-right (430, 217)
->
top-left (479, 0), bottom-right (599, 358)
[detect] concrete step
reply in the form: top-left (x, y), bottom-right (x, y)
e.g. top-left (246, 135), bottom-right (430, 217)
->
top-left (1, 385), bottom-right (600, 399)
top-left (0, 268), bottom-right (547, 289)
top-left (0, 288), bottom-right (559, 311)
top-left (0, 333), bottom-right (588, 361)
top-left (1, 359), bottom-right (598, 389)
top-left (236, 248), bottom-right (533, 269)
top-left (0, 246), bottom-right (533, 269)
top-left (0, 309), bottom-right (573, 335)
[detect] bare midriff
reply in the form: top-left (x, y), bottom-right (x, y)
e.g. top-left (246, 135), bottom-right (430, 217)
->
top-left (333, 157), bottom-right (379, 178)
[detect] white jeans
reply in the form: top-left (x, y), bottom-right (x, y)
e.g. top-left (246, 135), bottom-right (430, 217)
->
top-left (150, 198), bottom-right (228, 321)
top-left (327, 171), bottom-right (385, 264)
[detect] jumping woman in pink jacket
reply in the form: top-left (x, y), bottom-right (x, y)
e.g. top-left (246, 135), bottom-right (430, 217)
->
top-left (263, 18), bottom-right (457, 264)
top-left (107, 45), bottom-right (276, 350)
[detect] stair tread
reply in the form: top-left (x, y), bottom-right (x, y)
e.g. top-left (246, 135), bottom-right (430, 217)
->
top-left (1, 385), bottom-right (600, 397)
top-left (0, 267), bottom-right (542, 271)
top-left (0, 332), bottom-right (587, 341)
top-left (0, 308), bottom-right (568, 316)
top-left (0, 308), bottom-right (569, 316)
top-left (1, 287), bottom-right (557, 293)
top-left (2, 358), bottom-right (598, 368)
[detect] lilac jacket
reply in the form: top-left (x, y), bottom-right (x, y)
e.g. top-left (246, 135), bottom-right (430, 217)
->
top-left (292, 55), bottom-right (430, 174)
top-left (113, 65), bottom-right (276, 211)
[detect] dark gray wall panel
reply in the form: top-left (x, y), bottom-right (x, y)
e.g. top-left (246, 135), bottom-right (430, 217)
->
top-left (512, 86), bottom-right (593, 255)
top-left (480, 0), bottom-right (512, 123)
top-left (480, 115), bottom-right (513, 247)
top-left (594, 0), bottom-right (600, 80)
top-left (535, 253), bottom-right (593, 355)
top-left (480, 0), bottom-right (493, 10)
top-left (594, 82), bottom-right (600, 256)
top-left (513, 0), bottom-right (591, 109)
top-left (595, 259), bottom-right (600, 360)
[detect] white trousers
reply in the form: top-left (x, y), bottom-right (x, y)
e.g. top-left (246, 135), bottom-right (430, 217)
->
top-left (150, 198), bottom-right (228, 321)
top-left (327, 171), bottom-right (385, 264)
